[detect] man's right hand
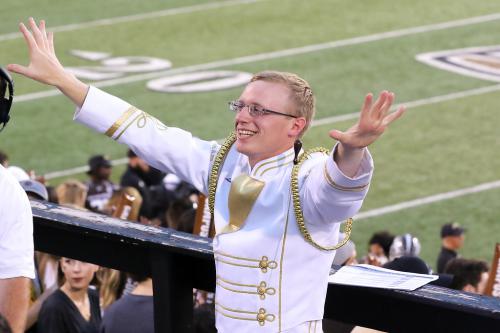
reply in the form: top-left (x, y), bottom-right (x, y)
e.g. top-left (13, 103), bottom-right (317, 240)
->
top-left (7, 18), bottom-right (88, 107)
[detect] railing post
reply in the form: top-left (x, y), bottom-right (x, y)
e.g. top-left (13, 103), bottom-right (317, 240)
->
top-left (151, 250), bottom-right (194, 333)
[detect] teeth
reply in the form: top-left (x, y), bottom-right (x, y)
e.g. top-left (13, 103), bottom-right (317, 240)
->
top-left (238, 129), bottom-right (257, 136)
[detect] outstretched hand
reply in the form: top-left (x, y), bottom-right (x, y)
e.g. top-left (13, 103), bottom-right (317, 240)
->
top-left (7, 18), bottom-right (66, 86)
top-left (331, 91), bottom-right (405, 177)
top-left (7, 18), bottom-right (88, 106)
top-left (329, 91), bottom-right (405, 149)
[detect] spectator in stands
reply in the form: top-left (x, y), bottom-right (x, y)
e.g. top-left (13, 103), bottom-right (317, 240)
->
top-left (120, 149), bottom-right (165, 218)
top-left (56, 179), bottom-right (88, 210)
top-left (444, 258), bottom-right (489, 294)
top-left (38, 258), bottom-right (101, 333)
top-left (19, 179), bottom-right (48, 201)
top-left (193, 303), bottom-right (217, 333)
top-left (104, 187), bottom-right (142, 222)
top-left (85, 155), bottom-right (118, 213)
top-left (100, 273), bottom-right (154, 333)
top-left (389, 233), bottom-right (421, 261)
top-left (361, 231), bottom-right (394, 266)
top-left (437, 222), bottom-right (465, 273)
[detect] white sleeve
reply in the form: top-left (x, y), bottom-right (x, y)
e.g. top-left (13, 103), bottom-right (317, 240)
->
top-left (300, 143), bottom-right (373, 225)
top-left (0, 172), bottom-right (35, 279)
top-left (74, 86), bottom-right (219, 195)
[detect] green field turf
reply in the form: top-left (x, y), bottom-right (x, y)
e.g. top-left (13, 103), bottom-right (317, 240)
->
top-left (1, 0), bottom-right (499, 268)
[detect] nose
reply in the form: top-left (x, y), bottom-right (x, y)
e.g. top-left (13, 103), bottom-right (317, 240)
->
top-left (72, 260), bottom-right (83, 272)
top-left (235, 104), bottom-right (252, 123)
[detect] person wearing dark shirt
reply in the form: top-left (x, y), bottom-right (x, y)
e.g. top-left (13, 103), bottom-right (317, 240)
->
top-left (100, 274), bottom-right (153, 333)
top-left (85, 155), bottom-right (118, 213)
top-left (120, 149), bottom-right (166, 219)
top-left (38, 258), bottom-right (101, 333)
top-left (437, 222), bottom-right (465, 273)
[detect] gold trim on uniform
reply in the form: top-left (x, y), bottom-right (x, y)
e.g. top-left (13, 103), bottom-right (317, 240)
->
top-left (216, 276), bottom-right (276, 300)
top-left (323, 162), bottom-right (368, 192)
top-left (105, 106), bottom-right (137, 138)
top-left (114, 110), bottom-right (168, 140)
top-left (214, 252), bottom-right (277, 273)
top-left (252, 152), bottom-right (294, 177)
top-left (215, 302), bottom-right (275, 326)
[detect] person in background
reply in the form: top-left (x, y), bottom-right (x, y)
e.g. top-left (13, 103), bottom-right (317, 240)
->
top-left (437, 222), bottom-right (465, 274)
top-left (38, 258), bottom-right (101, 333)
top-left (99, 273), bottom-right (154, 333)
top-left (0, 66), bottom-right (35, 333)
top-left (388, 233), bottom-right (421, 261)
top-left (85, 155), bottom-right (118, 213)
top-left (19, 179), bottom-right (48, 201)
top-left (362, 231), bottom-right (394, 266)
top-left (56, 179), bottom-right (88, 210)
top-left (444, 258), bottom-right (489, 295)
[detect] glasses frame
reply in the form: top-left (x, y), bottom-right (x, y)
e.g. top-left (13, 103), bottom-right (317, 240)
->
top-left (228, 100), bottom-right (297, 118)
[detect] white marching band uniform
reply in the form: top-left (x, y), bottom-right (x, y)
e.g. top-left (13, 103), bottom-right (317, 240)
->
top-left (75, 86), bottom-right (374, 333)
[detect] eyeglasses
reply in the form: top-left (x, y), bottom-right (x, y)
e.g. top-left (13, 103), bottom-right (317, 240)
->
top-left (228, 100), bottom-right (297, 118)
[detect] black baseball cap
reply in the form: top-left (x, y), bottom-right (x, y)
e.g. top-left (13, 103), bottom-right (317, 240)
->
top-left (440, 222), bottom-right (465, 238)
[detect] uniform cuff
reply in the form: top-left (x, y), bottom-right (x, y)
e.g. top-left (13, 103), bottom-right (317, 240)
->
top-left (324, 143), bottom-right (373, 192)
top-left (74, 86), bottom-right (132, 135)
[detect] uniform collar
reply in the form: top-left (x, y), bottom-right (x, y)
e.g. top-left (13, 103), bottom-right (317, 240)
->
top-left (249, 147), bottom-right (296, 179)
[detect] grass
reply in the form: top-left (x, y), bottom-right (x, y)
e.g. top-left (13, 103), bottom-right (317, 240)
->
top-left (1, 0), bottom-right (499, 265)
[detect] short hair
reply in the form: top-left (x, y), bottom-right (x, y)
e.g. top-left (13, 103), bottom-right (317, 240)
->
top-left (368, 231), bottom-right (395, 257)
top-left (250, 71), bottom-right (315, 137)
top-left (444, 258), bottom-right (489, 290)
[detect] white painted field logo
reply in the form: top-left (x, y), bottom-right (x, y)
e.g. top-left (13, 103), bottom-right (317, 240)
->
top-left (66, 50), bottom-right (252, 93)
top-left (416, 46), bottom-right (500, 82)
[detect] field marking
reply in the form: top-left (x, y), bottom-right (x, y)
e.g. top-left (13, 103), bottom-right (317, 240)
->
top-left (13, 11), bottom-right (500, 103)
top-left (354, 179), bottom-right (500, 220)
top-left (43, 82), bottom-right (500, 180)
top-left (0, 0), bottom-right (264, 42)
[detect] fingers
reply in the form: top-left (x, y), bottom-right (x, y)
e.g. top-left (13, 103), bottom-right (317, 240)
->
top-left (359, 93), bottom-right (373, 119)
top-left (377, 91), bottom-right (394, 118)
top-left (28, 17), bottom-right (46, 51)
top-left (39, 19), bottom-right (50, 51)
top-left (328, 129), bottom-right (345, 143)
top-left (382, 105), bottom-right (406, 126)
top-left (19, 22), bottom-right (38, 53)
top-left (6, 64), bottom-right (30, 77)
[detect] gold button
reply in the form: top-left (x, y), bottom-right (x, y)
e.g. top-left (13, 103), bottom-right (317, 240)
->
top-left (258, 287), bottom-right (266, 294)
top-left (257, 313), bottom-right (266, 321)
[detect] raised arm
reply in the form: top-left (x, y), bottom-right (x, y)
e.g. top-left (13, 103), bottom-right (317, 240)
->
top-left (7, 18), bottom-right (88, 107)
top-left (330, 91), bottom-right (405, 177)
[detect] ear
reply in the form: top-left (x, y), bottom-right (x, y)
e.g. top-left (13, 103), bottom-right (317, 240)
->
top-left (288, 117), bottom-right (307, 138)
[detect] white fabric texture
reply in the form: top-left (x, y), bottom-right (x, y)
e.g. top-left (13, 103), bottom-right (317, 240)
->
top-left (0, 164), bottom-right (35, 279)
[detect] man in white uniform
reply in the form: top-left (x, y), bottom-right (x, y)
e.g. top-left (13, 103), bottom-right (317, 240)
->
top-left (0, 67), bottom-right (35, 333)
top-left (9, 19), bottom-right (405, 332)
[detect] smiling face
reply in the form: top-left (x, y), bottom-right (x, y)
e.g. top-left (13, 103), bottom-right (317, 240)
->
top-left (60, 258), bottom-right (98, 292)
top-left (234, 80), bottom-right (306, 167)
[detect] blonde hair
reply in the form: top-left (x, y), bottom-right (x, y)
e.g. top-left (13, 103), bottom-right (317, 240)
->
top-left (104, 187), bottom-right (143, 221)
top-left (56, 180), bottom-right (87, 209)
top-left (250, 71), bottom-right (315, 137)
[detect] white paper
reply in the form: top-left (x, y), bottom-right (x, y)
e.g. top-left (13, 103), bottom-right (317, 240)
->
top-left (328, 264), bottom-right (439, 291)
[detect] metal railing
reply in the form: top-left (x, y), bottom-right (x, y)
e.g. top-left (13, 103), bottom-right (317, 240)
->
top-left (32, 200), bottom-right (500, 333)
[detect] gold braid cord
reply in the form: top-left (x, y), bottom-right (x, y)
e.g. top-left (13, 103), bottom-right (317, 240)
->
top-left (208, 135), bottom-right (353, 250)
top-left (208, 132), bottom-right (237, 218)
top-left (291, 148), bottom-right (354, 251)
